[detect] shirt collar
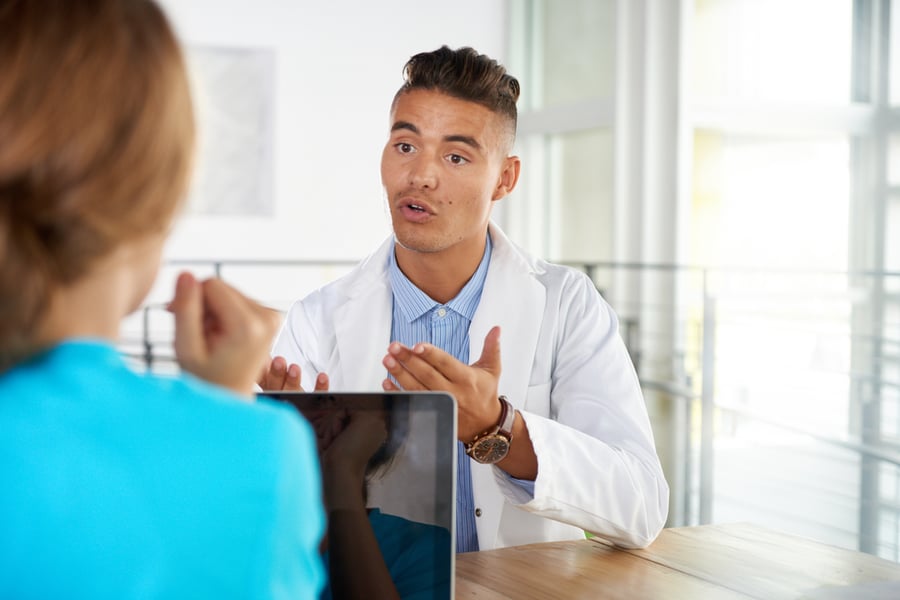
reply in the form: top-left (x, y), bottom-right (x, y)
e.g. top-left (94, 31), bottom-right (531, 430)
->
top-left (388, 233), bottom-right (493, 323)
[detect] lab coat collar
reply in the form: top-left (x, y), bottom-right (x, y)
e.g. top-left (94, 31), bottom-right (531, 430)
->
top-left (333, 222), bottom-right (547, 394)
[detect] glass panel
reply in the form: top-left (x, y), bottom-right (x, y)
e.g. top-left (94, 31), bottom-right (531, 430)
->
top-left (536, 0), bottom-right (615, 108)
top-left (888, 135), bottom-right (900, 186)
top-left (690, 131), bottom-right (850, 270)
top-left (689, 131), bottom-right (869, 552)
top-left (887, 197), bottom-right (900, 271)
top-left (890, 0), bottom-right (900, 104)
top-left (689, 130), bottom-right (854, 436)
top-left (878, 462), bottom-right (900, 561)
top-left (692, 0), bottom-right (853, 105)
top-left (882, 384), bottom-right (900, 443)
top-left (547, 128), bottom-right (614, 262)
top-left (714, 429), bottom-right (862, 551)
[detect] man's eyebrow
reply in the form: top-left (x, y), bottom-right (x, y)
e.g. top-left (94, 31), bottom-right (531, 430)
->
top-left (390, 121), bottom-right (419, 134)
top-left (389, 121), bottom-right (482, 151)
top-left (444, 134), bottom-right (481, 150)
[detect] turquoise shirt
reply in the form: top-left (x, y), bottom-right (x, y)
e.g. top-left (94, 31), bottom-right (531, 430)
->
top-left (0, 340), bottom-right (325, 599)
top-left (320, 509), bottom-right (451, 600)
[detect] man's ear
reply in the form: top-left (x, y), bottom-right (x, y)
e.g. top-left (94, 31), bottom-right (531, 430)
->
top-left (491, 156), bottom-right (521, 201)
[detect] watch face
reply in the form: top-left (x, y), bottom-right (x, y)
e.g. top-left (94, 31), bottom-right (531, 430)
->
top-left (469, 434), bottom-right (510, 464)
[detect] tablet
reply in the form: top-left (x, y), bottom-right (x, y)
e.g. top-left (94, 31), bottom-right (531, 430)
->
top-left (259, 391), bottom-right (457, 600)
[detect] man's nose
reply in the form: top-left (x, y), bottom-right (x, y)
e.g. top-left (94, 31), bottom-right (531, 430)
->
top-left (408, 156), bottom-right (438, 189)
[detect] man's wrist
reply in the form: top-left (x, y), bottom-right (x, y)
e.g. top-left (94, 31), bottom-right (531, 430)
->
top-left (465, 395), bottom-right (515, 464)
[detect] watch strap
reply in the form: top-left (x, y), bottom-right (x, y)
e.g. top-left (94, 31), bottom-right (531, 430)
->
top-left (496, 395), bottom-right (515, 439)
top-left (465, 395), bottom-right (514, 456)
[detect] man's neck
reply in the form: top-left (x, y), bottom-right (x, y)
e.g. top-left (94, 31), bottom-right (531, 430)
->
top-left (394, 236), bottom-right (488, 305)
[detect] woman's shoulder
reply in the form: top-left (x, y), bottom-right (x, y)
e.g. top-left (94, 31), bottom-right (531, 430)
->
top-left (148, 368), bottom-right (314, 445)
top-left (1, 338), bottom-right (316, 464)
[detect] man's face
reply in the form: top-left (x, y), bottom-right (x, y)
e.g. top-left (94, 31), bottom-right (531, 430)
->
top-left (381, 89), bottom-right (518, 257)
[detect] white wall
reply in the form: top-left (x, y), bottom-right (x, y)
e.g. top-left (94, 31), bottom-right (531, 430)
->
top-left (157, 0), bottom-right (509, 263)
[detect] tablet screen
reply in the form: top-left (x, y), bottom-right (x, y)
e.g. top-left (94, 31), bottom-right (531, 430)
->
top-left (259, 391), bottom-right (457, 600)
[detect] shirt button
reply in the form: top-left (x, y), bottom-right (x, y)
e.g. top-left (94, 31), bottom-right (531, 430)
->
top-left (437, 308), bottom-right (447, 317)
top-left (475, 508), bottom-right (483, 517)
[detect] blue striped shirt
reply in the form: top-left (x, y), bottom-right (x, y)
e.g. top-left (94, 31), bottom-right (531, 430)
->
top-left (388, 235), bottom-right (492, 553)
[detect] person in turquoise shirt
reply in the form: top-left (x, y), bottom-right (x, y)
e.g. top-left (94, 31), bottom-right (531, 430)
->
top-left (0, 1), bottom-right (324, 598)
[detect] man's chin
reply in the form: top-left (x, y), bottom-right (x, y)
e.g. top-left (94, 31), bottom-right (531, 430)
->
top-left (393, 233), bottom-right (444, 255)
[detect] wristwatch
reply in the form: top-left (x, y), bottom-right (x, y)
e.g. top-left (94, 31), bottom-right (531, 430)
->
top-left (465, 395), bottom-right (515, 464)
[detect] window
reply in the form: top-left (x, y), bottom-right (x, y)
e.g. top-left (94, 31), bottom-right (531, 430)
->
top-left (507, 0), bottom-right (900, 560)
top-left (502, 0), bottom-right (616, 261)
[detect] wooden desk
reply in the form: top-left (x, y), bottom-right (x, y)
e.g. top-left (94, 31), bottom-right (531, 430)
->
top-left (455, 523), bottom-right (900, 599)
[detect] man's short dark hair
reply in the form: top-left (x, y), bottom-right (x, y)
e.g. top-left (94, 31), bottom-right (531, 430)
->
top-left (393, 46), bottom-right (520, 150)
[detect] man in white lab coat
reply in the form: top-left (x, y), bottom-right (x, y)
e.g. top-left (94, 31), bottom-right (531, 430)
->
top-left (265, 46), bottom-right (668, 551)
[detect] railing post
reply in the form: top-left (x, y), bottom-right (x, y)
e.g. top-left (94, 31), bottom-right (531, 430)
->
top-left (142, 305), bottom-right (153, 372)
top-left (699, 269), bottom-right (716, 524)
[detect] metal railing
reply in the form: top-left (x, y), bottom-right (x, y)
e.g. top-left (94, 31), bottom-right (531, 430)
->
top-left (126, 258), bottom-right (900, 561)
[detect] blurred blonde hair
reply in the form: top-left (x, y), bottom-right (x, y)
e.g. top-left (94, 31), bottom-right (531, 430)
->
top-left (0, 0), bottom-right (195, 369)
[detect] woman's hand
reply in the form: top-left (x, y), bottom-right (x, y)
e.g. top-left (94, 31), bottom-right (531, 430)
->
top-left (167, 271), bottom-right (280, 398)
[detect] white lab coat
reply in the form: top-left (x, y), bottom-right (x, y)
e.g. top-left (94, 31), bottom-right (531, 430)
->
top-left (273, 223), bottom-right (669, 549)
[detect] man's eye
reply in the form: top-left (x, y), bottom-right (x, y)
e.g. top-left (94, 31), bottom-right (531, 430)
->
top-left (396, 143), bottom-right (414, 153)
top-left (448, 154), bottom-right (468, 165)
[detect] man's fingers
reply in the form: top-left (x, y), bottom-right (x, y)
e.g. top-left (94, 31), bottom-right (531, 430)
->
top-left (260, 359), bottom-right (329, 393)
top-left (472, 326), bottom-right (502, 375)
top-left (281, 363), bottom-right (301, 391)
top-left (313, 372), bottom-right (330, 392)
top-left (409, 341), bottom-right (463, 377)
top-left (387, 340), bottom-right (476, 386)
top-left (383, 344), bottom-right (446, 390)
top-left (382, 355), bottom-right (425, 390)
top-left (259, 356), bottom-right (287, 390)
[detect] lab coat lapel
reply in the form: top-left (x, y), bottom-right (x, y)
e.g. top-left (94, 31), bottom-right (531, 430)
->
top-left (469, 224), bottom-right (545, 412)
top-left (333, 240), bottom-right (394, 390)
top-left (468, 223), bottom-right (546, 549)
